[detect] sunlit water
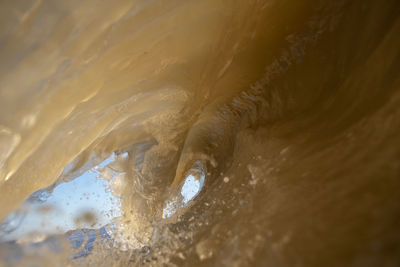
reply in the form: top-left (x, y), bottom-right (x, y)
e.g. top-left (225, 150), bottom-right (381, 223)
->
top-left (0, 0), bottom-right (400, 266)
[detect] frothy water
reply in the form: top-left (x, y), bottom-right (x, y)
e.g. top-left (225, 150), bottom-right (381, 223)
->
top-left (0, 0), bottom-right (400, 266)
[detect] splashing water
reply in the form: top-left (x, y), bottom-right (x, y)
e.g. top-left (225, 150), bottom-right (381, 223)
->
top-left (0, 0), bottom-right (400, 266)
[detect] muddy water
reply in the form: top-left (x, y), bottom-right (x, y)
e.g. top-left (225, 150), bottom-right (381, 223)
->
top-left (0, 0), bottom-right (400, 266)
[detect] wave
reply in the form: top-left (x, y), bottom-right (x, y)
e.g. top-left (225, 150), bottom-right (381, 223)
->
top-left (1, 0), bottom-right (400, 265)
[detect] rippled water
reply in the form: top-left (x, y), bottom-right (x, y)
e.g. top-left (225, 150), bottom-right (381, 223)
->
top-left (0, 0), bottom-right (400, 266)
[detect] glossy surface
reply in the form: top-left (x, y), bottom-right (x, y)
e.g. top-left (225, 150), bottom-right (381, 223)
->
top-left (0, 0), bottom-right (400, 266)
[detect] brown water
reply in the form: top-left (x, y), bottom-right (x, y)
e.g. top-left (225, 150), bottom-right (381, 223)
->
top-left (0, 0), bottom-right (400, 266)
